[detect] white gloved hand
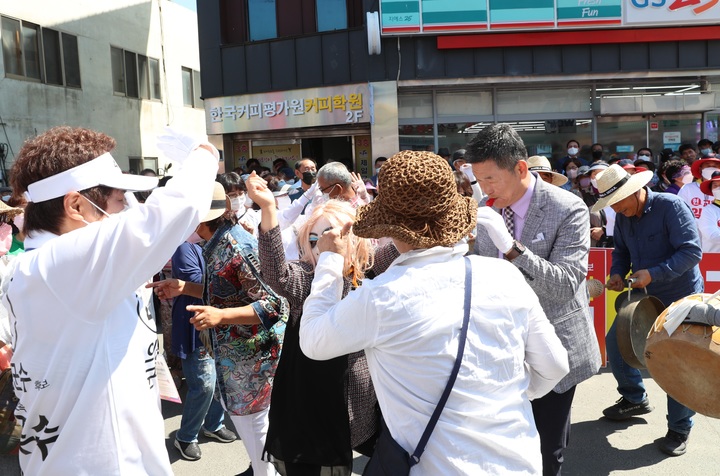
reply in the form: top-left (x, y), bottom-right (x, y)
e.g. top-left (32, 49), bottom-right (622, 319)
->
top-left (476, 206), bottom-right (514, 254)
top-left (303, 180), bottom-right (319, 200)
top-left (156, 127), bottom-right (217, 165)
top-left (460, 163), bottom-right (476, 183)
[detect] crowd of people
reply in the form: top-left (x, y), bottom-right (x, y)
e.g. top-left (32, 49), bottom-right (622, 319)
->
top-left (0, 123), bottom-right (717, 476)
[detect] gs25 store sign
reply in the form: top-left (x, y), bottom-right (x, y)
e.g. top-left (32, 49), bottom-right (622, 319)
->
top-left (625, 0), bottom-right (720, 24)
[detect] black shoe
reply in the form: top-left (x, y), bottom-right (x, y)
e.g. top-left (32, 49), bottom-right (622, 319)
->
top-left (203, 426), bottom-right (237, 443)
top-left (174, 439), bottom-right (202, 461)
top-left (658, 430), bottom-right (689, 456)
top-left (602, 397), bottom-right (653, 420)
top-left (236, 464), bottom-right (253, 476)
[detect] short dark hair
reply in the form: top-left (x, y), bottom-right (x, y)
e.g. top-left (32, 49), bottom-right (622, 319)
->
top-left (678, 143), bottom-right (695, 154)
top-left (566, 139), bottom-right (579, 148)
top-left (11, 126), bottom-right (116, 237)
top-left (295, 158), bottom-right (317, 170)
top-left (374, 156), bottom-right (387, 165)
top-left (466, 123), bottom-right (527, 171)
top-left (591, 143), bottom-right (603, 150)
top-left (216, 172), bottom-right (246, 194)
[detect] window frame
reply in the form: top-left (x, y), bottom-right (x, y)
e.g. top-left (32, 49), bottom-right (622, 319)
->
top-left (111, 45), bottom-right (161, 101)
top-left (1, 15), bottom-right (81, 88)
top-left (181, 66), bottom-right (203, 109)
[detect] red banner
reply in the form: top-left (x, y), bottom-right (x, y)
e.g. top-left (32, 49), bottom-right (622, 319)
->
top-left (588, 249), bottom-right (720, 366)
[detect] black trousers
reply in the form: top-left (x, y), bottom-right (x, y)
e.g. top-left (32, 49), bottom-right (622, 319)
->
top-left (531, 386), bottom-right (577, 476)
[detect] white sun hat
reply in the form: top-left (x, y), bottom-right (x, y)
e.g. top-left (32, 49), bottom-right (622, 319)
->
top-left (24, 152), bottom-right (158, 203)
top-left (590, 164), bottom-right (654, 213)
top-left (525, 155), bottom-right (568, 186)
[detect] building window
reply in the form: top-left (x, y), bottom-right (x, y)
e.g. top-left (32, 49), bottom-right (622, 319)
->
top-left (317, 0), bottom-right (347, 31)
top-left (111, 46), bottom-right (161, 100)
top-left (1, 16), bottom-right (80, 87)
top-left (248, 0), bottom-right (277, 41)
top-left (221, 0), bottom-right (361, 44)
top-left (182, 67), bottom-right (202, 108)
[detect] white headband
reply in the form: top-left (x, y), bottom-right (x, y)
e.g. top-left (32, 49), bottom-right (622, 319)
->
top-left (24, 153), bottom-right (158, 203)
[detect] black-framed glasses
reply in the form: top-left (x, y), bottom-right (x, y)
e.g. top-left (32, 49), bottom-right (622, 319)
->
top-left (320, 183), bottom-right (339, 193)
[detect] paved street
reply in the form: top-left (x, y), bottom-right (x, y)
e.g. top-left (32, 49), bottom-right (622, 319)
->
top-left (2, 367), bottom-right (720, 475)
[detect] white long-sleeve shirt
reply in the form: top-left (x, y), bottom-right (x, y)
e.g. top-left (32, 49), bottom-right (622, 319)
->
top-left (300, 245), bottom-right (569, 475)
top-left (698, 202), bottom-right (720, 252)
top-left (5, 147), bottom-right (218, 475)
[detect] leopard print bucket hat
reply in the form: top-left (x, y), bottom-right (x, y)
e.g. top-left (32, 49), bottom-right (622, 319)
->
top-left (353, 150), bottom-right (477, 248)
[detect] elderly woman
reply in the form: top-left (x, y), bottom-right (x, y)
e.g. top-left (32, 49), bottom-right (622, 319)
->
top-left (245, 172), bottom-right (398, 476)
top-left (299, 151), bottom-right (569, 475)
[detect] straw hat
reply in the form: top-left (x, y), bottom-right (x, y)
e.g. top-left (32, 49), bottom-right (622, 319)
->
top-left (590, 164), bottom-right (653, 212)
top-left (526, 156), bottom-right (568, 186)
top-left (201, 182), bottom-right (229, 223)
top-left (353, 150), bottom-right (477, 248)
top-left (0, 201), bottom-right (22, 219)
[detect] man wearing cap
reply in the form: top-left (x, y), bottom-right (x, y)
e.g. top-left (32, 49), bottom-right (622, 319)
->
top-left (468, 123), bottom-right (600, 476)
top-left (299, 150), bottom-right (569, 474)
top-left (4, 126), bottom-right (219, 475)
top-left (678, 156), bottom-right (720, 220)
top-left (593, 164), bottom-right (702, 456)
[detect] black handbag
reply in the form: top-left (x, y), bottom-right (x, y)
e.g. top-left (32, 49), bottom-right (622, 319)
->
top-left (363, 257), bottom-right (472, 475)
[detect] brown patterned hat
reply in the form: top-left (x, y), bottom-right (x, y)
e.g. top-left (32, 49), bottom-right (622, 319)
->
top-left (353, 150), bottom-right (477, 248)
top-left (0, 200), bottom-right (22, 219)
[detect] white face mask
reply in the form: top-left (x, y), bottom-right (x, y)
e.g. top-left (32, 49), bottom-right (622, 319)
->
top-left (244, 194), bottom-right (254, 208)
top-left (230, 195), bottom-right (244, 212)
top-left (681, 174), bottom-right (693, 184)
top-left (590, 178), bottom-right (599, 189)
top-left (568, 147), bottom-right (579, 156)
top-left (315, 193), bottom-right (331, 206)
top-left (714, 189), bottom-right (720, 201)
top-left (567, 169), bottom-right (578, 180)
top-left (702, 167), bottom-right (720, 180)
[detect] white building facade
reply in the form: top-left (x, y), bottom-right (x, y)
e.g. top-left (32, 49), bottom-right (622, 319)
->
top-left (0, 0), bottom-right (205, 182)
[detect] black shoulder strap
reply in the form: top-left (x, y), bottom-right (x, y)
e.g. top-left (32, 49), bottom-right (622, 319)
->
top-left (409, 256), bottom-right (472, 466)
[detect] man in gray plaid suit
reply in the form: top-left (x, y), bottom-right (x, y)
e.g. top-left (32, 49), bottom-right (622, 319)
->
top-left (468, 124), bottom-right (601, 476)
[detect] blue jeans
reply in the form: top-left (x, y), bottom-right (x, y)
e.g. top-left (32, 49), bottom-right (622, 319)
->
top-left (176, 346), bottom-right (225, 443)
top-left (606, 319), bottom-right (694, 435)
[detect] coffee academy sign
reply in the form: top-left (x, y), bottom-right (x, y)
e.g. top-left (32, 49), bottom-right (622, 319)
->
top-left (204, 84), bottom-right (370, 135)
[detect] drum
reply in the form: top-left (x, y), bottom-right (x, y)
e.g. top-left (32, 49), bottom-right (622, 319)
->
top-left (615, 287), bottom-right (665, 370)
top-left (645, 293), bottom-right (720, 418)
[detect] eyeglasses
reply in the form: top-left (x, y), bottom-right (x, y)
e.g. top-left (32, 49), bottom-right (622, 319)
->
top-left (320, 183), bottom-right (339, 193)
